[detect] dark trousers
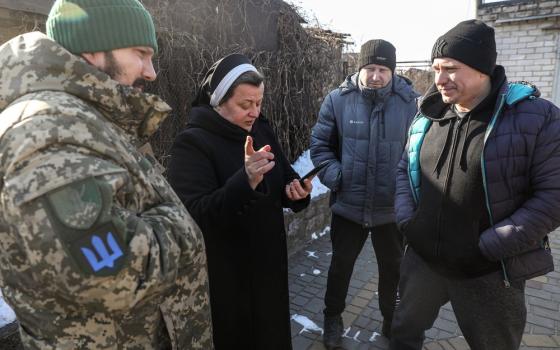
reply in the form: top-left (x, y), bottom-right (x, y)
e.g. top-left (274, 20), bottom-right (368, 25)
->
top-left (390, 248), bottom-right (526, 350)
top-left (324, 214), bottom-right (403, 323)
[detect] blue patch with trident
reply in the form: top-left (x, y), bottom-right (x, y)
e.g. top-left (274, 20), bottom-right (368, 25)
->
top-left (81, 231), bottom-right (124, 272)
top-left (69, 222), bottom-right (127, 276)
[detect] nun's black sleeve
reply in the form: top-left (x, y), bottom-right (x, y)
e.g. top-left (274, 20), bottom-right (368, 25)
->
top-left (167, 129), bottom-right (265, 232)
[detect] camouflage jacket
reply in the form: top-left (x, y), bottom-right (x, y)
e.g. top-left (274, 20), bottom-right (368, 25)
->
top-left (0, 32), bottom-right (213, 349)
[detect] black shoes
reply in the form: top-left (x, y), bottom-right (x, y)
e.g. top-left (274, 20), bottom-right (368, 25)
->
top-left (323, 314), bottom-right (343, 349)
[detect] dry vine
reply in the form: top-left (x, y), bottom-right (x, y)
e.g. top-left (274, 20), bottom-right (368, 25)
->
top-left (145, 0), bottom-right (349, 166)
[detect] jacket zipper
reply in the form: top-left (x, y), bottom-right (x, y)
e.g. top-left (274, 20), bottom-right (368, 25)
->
top-left (480, 93), bottom-right (510, 288)
top-left (436, 118), bottom-right (462, 257)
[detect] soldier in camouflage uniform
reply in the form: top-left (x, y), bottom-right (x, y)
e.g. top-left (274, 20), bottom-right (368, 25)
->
top-left (0, 0), bottom-right (213, 349)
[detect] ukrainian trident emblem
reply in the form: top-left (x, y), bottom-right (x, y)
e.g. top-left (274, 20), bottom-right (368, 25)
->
top-left (81, 232), bottom-right (124, 272)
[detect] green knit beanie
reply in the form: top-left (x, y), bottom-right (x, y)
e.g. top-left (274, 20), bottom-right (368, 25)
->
top-left (46, 0), bottom-right (158, 54)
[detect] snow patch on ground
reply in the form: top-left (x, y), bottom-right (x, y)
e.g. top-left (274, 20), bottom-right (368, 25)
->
top-left (369, 331), bottom-right (381, 342)
top-left (342, 327), bottom-right (363, 342)
top-left (311, 226), bottom-right (330, 241)
top-left (0, 290), bottom-right (16, 328)
top-left (305, 251), bottom-right (319, 259)
top-left (291, 314), bottom-right (323, 334)
top-left (291, 150), bottom-right (329, 199)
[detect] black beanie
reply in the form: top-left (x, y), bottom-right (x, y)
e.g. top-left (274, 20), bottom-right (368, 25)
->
top-left (358, 39), bottom-right (396, 72)
top-left (431, 19), bottom-right (497, 76)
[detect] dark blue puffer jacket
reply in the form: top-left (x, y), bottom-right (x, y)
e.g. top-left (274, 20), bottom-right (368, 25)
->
top-left (396, 78), bottom-right (560, 282)
top-left (311, 73), bottom-right (418, 227)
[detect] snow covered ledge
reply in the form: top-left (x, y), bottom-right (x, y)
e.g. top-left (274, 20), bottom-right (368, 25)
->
top-left (285, 151), bottom-right (332, 257)
top-left (284, 191), bottom-right (331, 257)
top-left (0, 290), bottom-right (18, 348)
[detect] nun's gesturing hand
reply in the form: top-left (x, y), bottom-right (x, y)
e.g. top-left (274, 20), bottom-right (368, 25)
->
top-left (245, 136), bottom-right (275, 190)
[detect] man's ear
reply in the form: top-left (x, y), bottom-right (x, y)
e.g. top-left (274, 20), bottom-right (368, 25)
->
top-left (81, 52), bottom-right (105, 68)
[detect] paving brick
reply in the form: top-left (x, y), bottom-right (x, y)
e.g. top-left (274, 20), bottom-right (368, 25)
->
top-left (342, 311), bottom-right (358, 327)
top-left (527, 279), bottom-right (544, 289)
top-left (293, 295), bottom-right (309, 307)
top-left (292, 335), bottom-right (313, 349)
top-left (349, 278), bottom-right (363, 289)
top-left (438, 340), bottom-right (456, 350)
top-left (365, 319), bottom-right (381, 333)
top-left (353, 315), bottom-right (370, 329)
top-left (525, 287), bottom-right (553, 300)
top-left (346, 304), bottom-right (362, 316)
top-left (362, 282), bottom-right (377, 292)
top-left (356, 289), bottom-right (375, 300)
top-left (291, 283), bottom-right (305, 294)
top-left (437, 330), bottom-right (457, 339)
top-left (448, 337), bottom-right (469, 350)
top-left (299, 291), bottom-right (315, 299)
top-left (305, 286), bottom-right (322, 296)
top-left (532, 277), bottom-right (552, 286)
top-left (301, 331), bottom-right (320, 341)
top-left (304, 298), bottom-right (324, 314)
top-left (532, 306), bottom-right (560, 321)
top-left (307, 342), bottom-right (325, 350)
top-left (423, 342), bottom-right (446, 350)
top-left (350, 296), bottom-right (369, 308)
top-left (523, 334), bottom-right (559, 347)
top-left (425, 328), bottom-right (440, 340)
top-left (526, 313), bottom-right (556, 329)
top-left (532, 325), bottom-right (556, 335)
top-left (542, 283), bottom-right (560, 294)
top-left (528, 296), bottom-right (559, 311)
top-left (434, 318), bottom-right (459, 334)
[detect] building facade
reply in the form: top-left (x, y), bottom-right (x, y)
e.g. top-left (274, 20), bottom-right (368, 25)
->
top-left (478, 0), bottom-right (560, 104)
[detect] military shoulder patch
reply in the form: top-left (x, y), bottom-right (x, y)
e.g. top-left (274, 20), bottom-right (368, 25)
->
top-left (46, 178), bottom-right (103, 230)
top-left (43, 178), bottom-right (127, 276)
top-left (68, 222), bottom-right (127, 276)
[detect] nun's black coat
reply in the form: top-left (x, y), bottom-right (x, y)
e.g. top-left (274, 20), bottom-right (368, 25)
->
top-left (168, 105), bottom-right (309, 349)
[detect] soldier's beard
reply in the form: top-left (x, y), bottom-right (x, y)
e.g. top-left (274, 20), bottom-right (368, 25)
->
top-left (103, 52), bottom-right (147, 91)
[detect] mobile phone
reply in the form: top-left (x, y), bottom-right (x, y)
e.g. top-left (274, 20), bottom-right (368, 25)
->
top-left (299, 160), bottom-right (332, 186)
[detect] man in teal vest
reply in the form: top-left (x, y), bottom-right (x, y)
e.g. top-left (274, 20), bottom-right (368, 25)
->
top-left (390, 20), bottom-right (560, 350)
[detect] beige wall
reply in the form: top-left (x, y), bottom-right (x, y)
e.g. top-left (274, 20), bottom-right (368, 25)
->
top-left (478, 0), bottom-right (560, 104)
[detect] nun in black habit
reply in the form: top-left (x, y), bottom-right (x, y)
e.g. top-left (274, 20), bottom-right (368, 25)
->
top-left (167, 54), bottom-right (312, 349)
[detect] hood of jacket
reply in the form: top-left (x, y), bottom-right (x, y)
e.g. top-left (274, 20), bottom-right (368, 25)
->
top-left (0, 32), bottom-right (171, 140)
top-left (339, 72), bottom-right (418, 104)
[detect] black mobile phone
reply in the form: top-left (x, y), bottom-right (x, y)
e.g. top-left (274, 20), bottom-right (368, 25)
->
top-left (299, 160), bottom-right (331, 186)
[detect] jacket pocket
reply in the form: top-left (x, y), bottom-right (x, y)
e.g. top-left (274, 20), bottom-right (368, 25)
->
top-left (505, 244), bottom-right (554, 282)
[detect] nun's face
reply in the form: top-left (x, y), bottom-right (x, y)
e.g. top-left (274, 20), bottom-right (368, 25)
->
top-left (216, 83), bottom-right (264, 131)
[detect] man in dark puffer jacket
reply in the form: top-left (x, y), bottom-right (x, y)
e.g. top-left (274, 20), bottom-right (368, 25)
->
top-left (311, 39), bottom-right (418, 348)
top-left (390, 20), bottom-right (560, 350)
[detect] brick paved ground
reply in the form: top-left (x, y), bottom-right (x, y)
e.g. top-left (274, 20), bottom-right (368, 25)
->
top-left (289, 229), bottom-right (560, 350)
